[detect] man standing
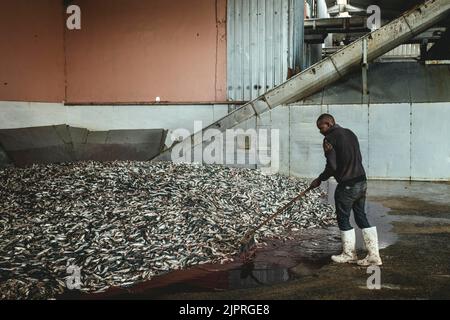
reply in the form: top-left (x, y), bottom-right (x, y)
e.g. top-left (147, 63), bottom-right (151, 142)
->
top-left (309, 114), bottom-right (382, 266)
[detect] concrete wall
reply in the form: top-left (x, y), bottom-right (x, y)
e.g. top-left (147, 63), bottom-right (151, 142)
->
top-left (253, 103), bottom-right (450, 181)
top-left (0, 101), bottom-right (229, 148)
top-left (0, 0), bottom-right (227, 103)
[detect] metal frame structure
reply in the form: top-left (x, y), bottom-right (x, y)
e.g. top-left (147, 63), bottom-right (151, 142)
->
top-left (154, 0), bottom-right (450, 161)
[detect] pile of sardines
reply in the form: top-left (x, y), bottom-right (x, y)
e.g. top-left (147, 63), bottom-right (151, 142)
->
top-left (0, 161), bottom-right (335, 299)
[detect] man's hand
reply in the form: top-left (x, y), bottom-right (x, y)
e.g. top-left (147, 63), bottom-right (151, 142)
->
top-left (310, 178), bottom-right (322, 189)
top-left (323, 139), bottom-right (333, 153)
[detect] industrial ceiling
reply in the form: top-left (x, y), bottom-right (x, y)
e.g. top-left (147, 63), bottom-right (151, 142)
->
top-left (325, 0), bottom-right (424, 18)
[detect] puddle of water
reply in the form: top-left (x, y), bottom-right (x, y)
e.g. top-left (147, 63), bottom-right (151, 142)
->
top-left (227, 256), bottom-right (330, 290)
top-left (61, 256), bottom-right (330, 299)
top-left (227, 262), bottom-right (291, 289)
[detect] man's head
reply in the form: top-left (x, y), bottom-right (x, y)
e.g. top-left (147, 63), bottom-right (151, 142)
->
top-left (316, 114), bottom-right (335, 136)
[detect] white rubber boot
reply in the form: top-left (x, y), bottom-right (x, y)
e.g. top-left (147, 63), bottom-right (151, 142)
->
top-left (358, 227), bottom-right (383, 266)
top-left (332, 229), bottom-right (357, 263)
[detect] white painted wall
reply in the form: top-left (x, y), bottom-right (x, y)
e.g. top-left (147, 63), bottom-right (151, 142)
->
top-left (0, 101), bottom-right (229, 147)
top-left (258, 103), bottom-right (450, 181)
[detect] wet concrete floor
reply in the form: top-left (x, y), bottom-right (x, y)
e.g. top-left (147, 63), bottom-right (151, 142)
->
top-left (67, 180), bottom-right (450, 300)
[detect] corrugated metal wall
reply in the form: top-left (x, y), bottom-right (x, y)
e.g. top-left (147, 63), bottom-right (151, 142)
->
top-left (383, 44), bottom-right (421, 59)
top-left (227, 0), bottom-right (291, 101)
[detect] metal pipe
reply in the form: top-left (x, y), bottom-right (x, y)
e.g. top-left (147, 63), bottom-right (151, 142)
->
top-left (362, 37), bottom-right (368, 95)
top-left (293, 0), bottom-right (305, 71)
top-left (310, 0), bottom-right (329, 64)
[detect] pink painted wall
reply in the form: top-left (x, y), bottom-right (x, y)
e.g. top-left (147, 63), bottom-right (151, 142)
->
top-left (65, 0), bottom-right (227, 103)
top-left (0, 0), bottom-right (227, 104)
top-left (0, 0), bottom-right (65, 102)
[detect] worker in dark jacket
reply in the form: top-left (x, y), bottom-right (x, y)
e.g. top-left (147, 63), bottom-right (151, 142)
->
top-left (309, 114), bottom-right (382, 266)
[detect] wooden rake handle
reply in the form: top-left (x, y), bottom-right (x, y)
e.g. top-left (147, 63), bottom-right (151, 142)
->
top-left (240, 187), bottom-right (312, 243)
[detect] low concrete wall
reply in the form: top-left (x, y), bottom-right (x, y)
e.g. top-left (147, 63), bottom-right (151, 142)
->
top-left (0, 125), bottom-right (166, 166)
top-left (0, 144), bottom-right (11, 167)
top-left (0, 101), bottom-right (229, 148)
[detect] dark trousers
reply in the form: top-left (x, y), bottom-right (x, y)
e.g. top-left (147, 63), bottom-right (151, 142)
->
top-left (334, 180), bottom-right (371, 231)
